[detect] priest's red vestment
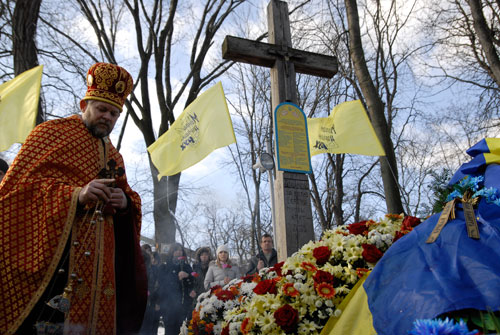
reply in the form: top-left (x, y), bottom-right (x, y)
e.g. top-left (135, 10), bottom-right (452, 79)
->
top-left (0, 115), bottom-right (147, 334)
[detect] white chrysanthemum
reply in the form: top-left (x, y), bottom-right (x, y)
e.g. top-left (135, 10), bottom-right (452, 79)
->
top-left (334, 309), bottom-right (342, 317)
top-left (255, 311), bottom-right (275, 331)
top-left (283, 253), bottom-right (303, 272)
top-left (301, 240), bottom-right (317, 255)
top-left (229, 321), bottom-right (241, 335)
top-left (301, 292), bottom-right (317, 307)
top-left (325, 299), bottom-right (334, 307)
top-left (299, 282), bottom-right (314, 295)
top-left (213, 323), bottom-right (222, 334)
top-left (375, 218), bottom-right (395, 234)
top-left (381, 233), bottom-right (393, 245)
top-left (197, 291), bottom-right (210, 303)
top-left (345, 270), bottom-right (359, 284)
top-left (315, 299), bottom-right (323, 308)
top-left (329, 264), bottom-right (344, 276)
top-left (212, 299), bottom-right (223, 309)
top-left (367, 230), bottom-right (384, 248)
top-left (295, 273), bottom-right (306, 281)
top-left (344, 247), bottom-right (361, 263)
top-left (240, 282), bottom-right (257, 293)
top-left (224, 299), bottom-right (236, 311)
top-left (200, 303), bottom-right (215, 319)
top-left (335, 284), bottom-right (351, 295)
top-left (298, 319), bottom-right (319, 333)
top-left (261, 295), bottom-right (281, 310)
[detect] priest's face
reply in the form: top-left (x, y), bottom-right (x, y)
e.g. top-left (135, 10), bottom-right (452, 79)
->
top-left (81, 100), bottom-right (120, 138)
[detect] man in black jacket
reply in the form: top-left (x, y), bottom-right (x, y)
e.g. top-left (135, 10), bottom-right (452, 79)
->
top-left (246, 234), bottom-right (278, 275)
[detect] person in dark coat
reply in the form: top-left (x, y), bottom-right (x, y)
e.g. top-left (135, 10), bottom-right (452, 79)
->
top-left (158, 243), bottom-right (195, 335)
top-left (191, 247), bottom-right (212, 301)
top-left (246, 234), bottom-right (278, 275)
top-left (140, 247), bottom-right (161, 335)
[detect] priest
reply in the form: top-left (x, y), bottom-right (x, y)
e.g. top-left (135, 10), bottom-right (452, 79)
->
top-left (0, 62), bottom-right (147, 334)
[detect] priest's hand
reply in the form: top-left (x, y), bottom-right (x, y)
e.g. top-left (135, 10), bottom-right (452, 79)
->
top-left (109, 187), bottom-right (128, 209)
top-left (78, 179), bottom-right (115, 205)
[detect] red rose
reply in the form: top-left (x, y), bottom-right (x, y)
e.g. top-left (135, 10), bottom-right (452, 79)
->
top-left (271, 261), bottom-right (285, 277)
top-left (274, 304), bottom-right (299, 333)
top-left (221, 325), bottom-right (229, 335)
top-left (253, 279), bottom-right (277, 295)
top-left (313, 270), bottom-right (335, 286)
top-left (402, 215), bottom-right (421, 230)
top-left (312, 246), bottom-right (331, 266)
top-left (392, 231), bottom-right (405, 243)
top-left (347, 221), bottom-right (369, 235)
top-left (362, 244), bottom-right (384, 263)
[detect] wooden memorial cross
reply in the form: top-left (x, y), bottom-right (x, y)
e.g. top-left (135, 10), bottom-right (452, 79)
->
top-left (222, 0), bottom-right (338, 260)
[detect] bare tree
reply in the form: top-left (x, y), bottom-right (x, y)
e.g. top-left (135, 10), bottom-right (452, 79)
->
top-left (0, 0), bottom-right (45, 124)
top-left (195, 196), bottom-right (251, 265)
top-left (225, 63), bottom-right (273, 255)
top-left (344, 0), bottom-right (404, 214)
top-left (67, 0), bottom-right (245, 245)
top-left (428, 0), bottom-right (500, 92)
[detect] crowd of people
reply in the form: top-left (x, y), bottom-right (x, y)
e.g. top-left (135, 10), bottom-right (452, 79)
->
top-left (138, 234), bottom-right (278, 335)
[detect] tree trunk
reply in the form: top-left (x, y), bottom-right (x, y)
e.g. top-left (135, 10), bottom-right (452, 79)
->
top-left (332, 154), bottom-right (344, 226)
top-left (467, 0), bottom-right (500, 87)
top-left (12, 0), bottom-right (44, 125)
top-left (345, 0), bottom-right (404, 214)
top-left (149, 161), bottom-right (178, 245)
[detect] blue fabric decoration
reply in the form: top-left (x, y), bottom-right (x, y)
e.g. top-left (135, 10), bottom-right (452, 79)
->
top-left (364, 164), bottom-right (500, 335)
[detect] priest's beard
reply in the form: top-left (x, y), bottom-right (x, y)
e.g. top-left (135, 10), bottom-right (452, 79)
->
top-left (84, 120), bottom-right (112, 138)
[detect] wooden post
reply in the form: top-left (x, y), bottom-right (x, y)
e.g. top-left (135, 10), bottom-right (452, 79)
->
top-left (222, 0), bottom-right (338, 260)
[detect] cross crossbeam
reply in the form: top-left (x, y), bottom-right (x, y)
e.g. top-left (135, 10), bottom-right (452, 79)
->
top-left (222, 36), bottom-right (338, 78)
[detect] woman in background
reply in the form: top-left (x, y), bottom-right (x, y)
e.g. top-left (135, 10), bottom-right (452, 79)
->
top-left (204, 245), bottom-right (240, 289)
top-left (192, 246), bottom-right (212, 302)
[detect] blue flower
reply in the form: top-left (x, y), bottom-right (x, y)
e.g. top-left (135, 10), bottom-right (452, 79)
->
top-left (447, 175), bottom-right (500, 207)
top-left (408, 318), bottom-right (478, 335)
top-left (446, 190), bottom-right (463, 202)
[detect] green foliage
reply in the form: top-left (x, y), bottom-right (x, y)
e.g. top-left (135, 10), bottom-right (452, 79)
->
top-left (440, 309), bottom-right (500, 334)
top-left (428, 169), bottom-right (453, 214)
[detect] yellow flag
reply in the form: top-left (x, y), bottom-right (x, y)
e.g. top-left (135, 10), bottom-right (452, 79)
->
top-left (0, 65), bottom-right (43, 151)
top-left (321, 272), bottom-right (377, 335)
top-left (308, 100), bottom-right (385, 156)
top-left (147, 82), bottom-right (236, 179)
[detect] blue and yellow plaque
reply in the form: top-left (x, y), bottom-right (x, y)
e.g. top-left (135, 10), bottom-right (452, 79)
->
top-left (274, 102), bottom-right (312, 173)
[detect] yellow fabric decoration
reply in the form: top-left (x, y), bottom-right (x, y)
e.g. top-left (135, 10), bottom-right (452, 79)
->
top-left (308, 100), bottom-right (385, 157)
top-left (148, 82), bottom-right (236, 179)
top-left (0, 65), bottom-right (43, 151)
top-left (321, 272), bottom-right (377, 335)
